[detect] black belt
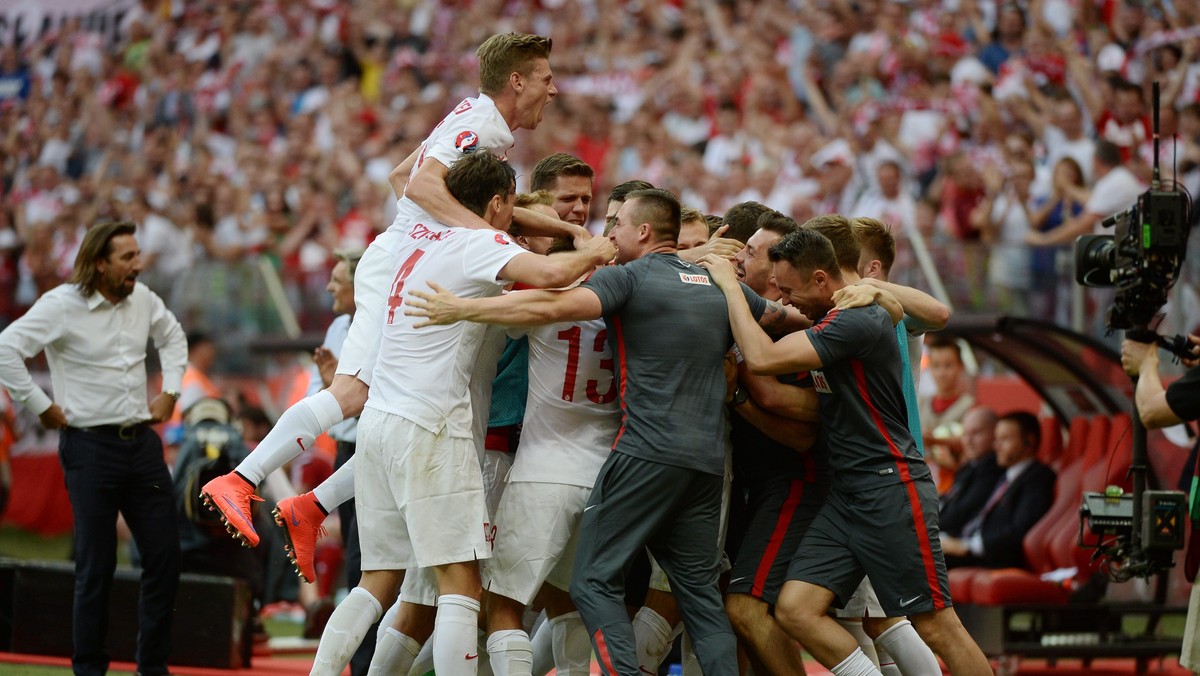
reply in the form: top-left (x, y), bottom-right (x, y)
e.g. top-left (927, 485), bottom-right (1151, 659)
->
top-left (74, 422), bottom-right (149, 441)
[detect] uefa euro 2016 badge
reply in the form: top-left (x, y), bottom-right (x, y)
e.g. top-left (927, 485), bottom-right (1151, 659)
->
top-left (456, 130), bottom-right (480, 153)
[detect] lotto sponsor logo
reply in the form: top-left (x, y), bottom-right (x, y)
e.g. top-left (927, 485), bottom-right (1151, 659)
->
top-left (812, 370), bottom-right (832, 393)
top-left (456, 130), bottom-right (480, 153)
top-left (409, 223), bottom-right (452, 241)
top-left (678, 272), bottom-right (711, 285)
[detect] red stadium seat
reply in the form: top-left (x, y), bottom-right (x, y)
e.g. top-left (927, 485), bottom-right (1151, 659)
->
top-left (1037, 416), bottom-right (1064, 468)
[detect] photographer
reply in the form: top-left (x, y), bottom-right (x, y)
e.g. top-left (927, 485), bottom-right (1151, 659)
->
top-left (1121, 332), bottom-right (1200, 672)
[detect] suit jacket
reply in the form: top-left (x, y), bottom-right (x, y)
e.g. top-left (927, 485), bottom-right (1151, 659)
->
top-left (977, 460), bottom-right (1057, 569)
top-left (938, 453), bottom-right (1004, 536)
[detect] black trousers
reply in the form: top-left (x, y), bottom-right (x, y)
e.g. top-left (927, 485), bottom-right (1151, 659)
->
top-left (60, 426), bottom-right (180, 676)
top-left (335, 440), bottom-right (376, 676)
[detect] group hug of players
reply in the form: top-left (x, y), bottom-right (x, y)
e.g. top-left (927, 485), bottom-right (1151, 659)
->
top-left (199, 32), bottom-right (994, 676)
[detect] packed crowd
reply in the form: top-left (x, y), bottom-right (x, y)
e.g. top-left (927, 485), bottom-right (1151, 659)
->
top-left (2, 1), bottom-right (1199, 673)
top-left (2, 0), bottom-right (1200, 342)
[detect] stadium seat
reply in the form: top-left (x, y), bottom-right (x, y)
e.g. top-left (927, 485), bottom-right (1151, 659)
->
top-left (966, 416), bottom-right (1107, 605)
top-left (1037, 416), bottom-right (1064, 468)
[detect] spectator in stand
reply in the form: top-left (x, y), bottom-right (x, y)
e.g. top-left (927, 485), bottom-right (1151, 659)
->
top-left (936, 407), bottom-right (1004, 538)
top-left (971, 156), bottom-right (1035, 315)
top-left (940, 411), bottom-right (1056, 569)
top-left (978, 2), bottom-right (1027, 75)
top-left (919, 336), bottom-right (976, 494)
top-left (1026, 141), bottom-right (1143, 247)
top-left (1027, 157), bottom-right (1086, 323)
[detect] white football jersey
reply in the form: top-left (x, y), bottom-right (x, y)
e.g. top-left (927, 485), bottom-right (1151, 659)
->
top-left (366, 220), bottom-right (525, 438)
top-left (509, 318), bottom-right (621, 487)
top-left (387, 94), bottom-right (515, 233)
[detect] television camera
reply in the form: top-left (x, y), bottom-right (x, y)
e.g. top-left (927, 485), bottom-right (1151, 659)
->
top-left (1073, 82), bottom-right (1194, 581)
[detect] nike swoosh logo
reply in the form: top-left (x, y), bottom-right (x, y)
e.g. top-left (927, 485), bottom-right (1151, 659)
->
top-left (583, 505), bottom-right (597, 512)
top-left (290, 505), bottom-right (301, 527)
top-left (220, 496), bottom-right (257, 534)
top-left (729, 577), bottom-right (748, 585)
top-left (297, 437), bottom-right (307, 452)
top-left (465, 653), bottom-right (478, 660)
top-left (899, 595), bottom-right (923, 608)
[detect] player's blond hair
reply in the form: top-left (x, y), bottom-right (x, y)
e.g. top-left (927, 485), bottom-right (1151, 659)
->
top-left (477, 33), bottom-right (553, 95)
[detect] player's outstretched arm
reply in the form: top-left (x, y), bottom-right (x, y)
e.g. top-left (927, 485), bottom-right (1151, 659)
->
top-left (853, 277), bottom-right (949, 331)
top-left (405, 158), bottom-right (494, 230)
top-left (407, 284), bottom-right (603, 328)
top-left (831, 284), bottom-right (905, 325)
top-left (512, 206), bottom-right (590, 242)
top-left (699, 254), bottom-right (823, 375)
top-left (498, 237), bottom-right (614, 289)
top-left (388, 145), bottom-right (422, 199)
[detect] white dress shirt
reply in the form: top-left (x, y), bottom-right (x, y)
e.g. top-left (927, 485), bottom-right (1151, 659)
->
top-left (0, 282), bottom-right (187, 427)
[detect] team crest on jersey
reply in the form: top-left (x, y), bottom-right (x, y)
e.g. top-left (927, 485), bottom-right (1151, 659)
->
top-left (456, 130), bottom-right (480, 153)
top-left (811, 370), bottom-right (832, 393)
top-left (494, 233), bottom-right (513, 246)
top-left (678, 272), bottom-right (710, 286)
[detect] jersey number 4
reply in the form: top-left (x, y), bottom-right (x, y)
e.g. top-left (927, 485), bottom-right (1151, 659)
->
top-left (557, 326), bottom-right (616, 404)
top-left (386, 249), bottom-right (427, 324)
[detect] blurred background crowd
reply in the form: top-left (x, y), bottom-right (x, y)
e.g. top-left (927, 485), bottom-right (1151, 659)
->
top-left (3, 0), bottom-right (1200, 354)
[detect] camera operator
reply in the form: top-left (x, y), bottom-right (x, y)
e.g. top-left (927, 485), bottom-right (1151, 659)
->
top-left (1121, 332), bottom-right (1200, 671)
top-left (1120, 334), bottom-right (1200, 428)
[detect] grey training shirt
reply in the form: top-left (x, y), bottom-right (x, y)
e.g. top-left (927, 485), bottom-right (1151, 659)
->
top-left (582, 253), bottom-right (767, 476)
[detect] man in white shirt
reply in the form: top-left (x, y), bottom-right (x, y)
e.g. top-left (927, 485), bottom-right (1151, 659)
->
top-left (309, 151), bottom-right (614, 676)
top-left (0, 220), bottom-right (187, 676)
top-left (201, 33), bottom-right (582, 551)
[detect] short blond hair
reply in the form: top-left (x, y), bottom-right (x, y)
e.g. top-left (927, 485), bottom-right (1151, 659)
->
top-left (516, 190), bottom-right (554, 209)
top-left (851, 217), bottom-right (896, 274)
top-left (477, 33), bottom-right (553, 95)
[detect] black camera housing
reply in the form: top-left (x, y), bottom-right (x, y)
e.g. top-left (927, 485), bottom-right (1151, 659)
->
top-left (1074, 189), bottom-right (1191, 330)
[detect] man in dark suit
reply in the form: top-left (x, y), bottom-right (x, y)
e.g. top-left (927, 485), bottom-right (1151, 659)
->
top-left (937, 407), bottom-right (1005, 536)
top-left (940, 411), bottom-right (1056, 569)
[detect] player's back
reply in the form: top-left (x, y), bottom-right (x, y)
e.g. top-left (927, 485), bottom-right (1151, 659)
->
top-left (388, 94), bottom-right (515, 232)
top-left (584, 254), bottom-right (764, 477)
top-left (510, 317), bottom-right (621, 487)
top-left (367, 220), bottom-right (524, 439)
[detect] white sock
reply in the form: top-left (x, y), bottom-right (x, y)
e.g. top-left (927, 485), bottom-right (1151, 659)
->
top-left (836, 618), bottom-right (880, 666)
top-left (875, 642), bottom-right (902, 676)
top-left (260, 468), bottom-right (297, 503)
top-left (632, 606), bottom-right (674, 672)
top-left (876, 619), bottom-right (941, 676)
top-left (832, 647), bottom-right (885, 676)
top-left (311, 587), bottom-right (383, 676)
top-left (237, 390), bottom-right (344, 484)
top-left (548, 611), bottom-right (589, 676)
top-left (486, 629), bottom-right (533, 676)
top-left (478, 627), bottom-right (496, 676)
top-left (368, 627), bottom-right (421, 676)
top-left (523, 607), bottom-right (543, 635)
top-left (380, 595), bottom-right (402, 635)
top-left (434, 595), bottom-right (482, 675)
top-left (529, 613), bottom-right (554, 676)
top-left (411, 631), bottom-right (436, 675)
top-left (313, 455), bottom-right (356, 511)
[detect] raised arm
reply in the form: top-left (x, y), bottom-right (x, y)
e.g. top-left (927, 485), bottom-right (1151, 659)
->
top-left (854, 277), bottom-right (949, 332)
top-left (407, 284), bottom-right (604, 328)
top-left (405, 158), bottom-right (494, 230)
top-left (698, 255), bottom-right (823, 375)
top-left (498, 238), bottom-right (615, 289)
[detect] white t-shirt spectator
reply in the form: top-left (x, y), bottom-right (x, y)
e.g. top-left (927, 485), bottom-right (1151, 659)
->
top-left (1043, 126), bottom-right (1095, 183)
top-left (1086, 166), bottom-right (1144, 233)
top-left (987, 193), bottom-right (1033, 291)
